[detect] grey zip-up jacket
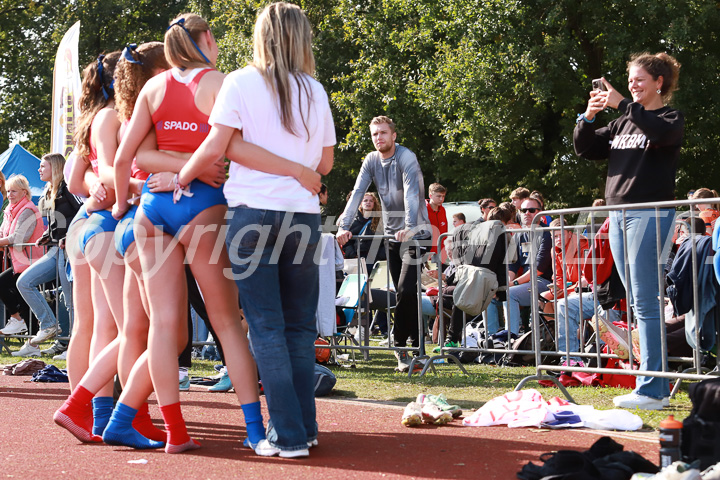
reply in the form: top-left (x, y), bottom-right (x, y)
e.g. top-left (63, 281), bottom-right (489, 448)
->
top-left (339, 144), bottom-right (431, 240)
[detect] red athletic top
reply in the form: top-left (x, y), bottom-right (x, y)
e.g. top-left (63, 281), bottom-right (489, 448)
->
top-left (88, 131), bottom-right (99, 176)
top-left (151, 68), bottom-right (213, 152)
top-left (119, 119), bottom-right (149, 181)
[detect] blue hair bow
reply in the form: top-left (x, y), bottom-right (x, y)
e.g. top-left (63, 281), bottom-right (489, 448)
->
top-left (122, 43), bottom-right (143, 65)
top-left (167, 17), bottom-right (211, 64)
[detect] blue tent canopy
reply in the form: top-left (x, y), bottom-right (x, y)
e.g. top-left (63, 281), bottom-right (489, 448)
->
top-left (0, 144), bottom-right (45, 203)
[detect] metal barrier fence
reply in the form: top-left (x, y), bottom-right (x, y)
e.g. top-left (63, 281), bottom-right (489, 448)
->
top-left (7, 201), bottom-right (718, 403)
top-left (0, 242), bottom-right (70, 354)
top-left (418, 199), bottom-right (720, 401)
top-left (514, 198), bottom-right (720, 401)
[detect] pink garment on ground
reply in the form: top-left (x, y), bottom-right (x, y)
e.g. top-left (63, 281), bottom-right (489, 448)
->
top-left (462, 389), bottom-right (553, 428)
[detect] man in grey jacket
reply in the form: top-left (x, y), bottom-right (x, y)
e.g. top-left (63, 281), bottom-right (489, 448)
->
top-left (337, 116), bottom-right (431, 372)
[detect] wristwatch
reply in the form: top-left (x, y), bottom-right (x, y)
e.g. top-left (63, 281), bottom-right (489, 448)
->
top-left (513, 280), bottom-right (519, 286)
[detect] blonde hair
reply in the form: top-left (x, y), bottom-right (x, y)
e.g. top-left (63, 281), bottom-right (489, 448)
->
top-left (252, 2), bottom-right (315, 139)
top-left (165, 13), bottom-right (212, 70)
top-left (39, 153), bottom-right (66, 211)
top-left (6, 175), bottom-right (32, 202)
top-left (74, 52), bottom-right (121, 157)
top-left (115, 42), bottom-right (170, 120)
top-left (370, 116), bottom-right (396, 133)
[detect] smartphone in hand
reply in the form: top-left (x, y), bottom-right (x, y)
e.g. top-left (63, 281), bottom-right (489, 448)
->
top-left (592, 78), bottom-right (606, 91)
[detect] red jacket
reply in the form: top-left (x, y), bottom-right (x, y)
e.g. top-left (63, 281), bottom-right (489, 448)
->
top-left (426, 200), bottom-right (447, 254)
top-left (552, 235), bottom-right (589, 299)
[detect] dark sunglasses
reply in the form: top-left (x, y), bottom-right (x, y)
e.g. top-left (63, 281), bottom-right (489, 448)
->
top-left (521, 208), bottom-right (539, 213)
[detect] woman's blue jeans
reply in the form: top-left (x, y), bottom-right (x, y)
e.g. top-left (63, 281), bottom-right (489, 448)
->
top-left (225, 206), bottom-right (320, 452)
top-left (608, 208), bottom-right (674, 400)
top-left (16, 246), bottom-right (72, 338)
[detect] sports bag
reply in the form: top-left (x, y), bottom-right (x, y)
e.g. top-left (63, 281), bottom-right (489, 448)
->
top-left (452, 265), bottom-right (497, 316)
top-left (314, 364), bottom-right (337, 397)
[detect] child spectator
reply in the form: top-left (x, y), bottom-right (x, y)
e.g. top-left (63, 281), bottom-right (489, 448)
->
top-left (691, 188), bottom-right (719, 235)
top-left (452, 212), bottom-right (466, 228)
top-left (426, 183), bottom-right (448, 257)
top-left (478, 198), bottom-right (496, 220)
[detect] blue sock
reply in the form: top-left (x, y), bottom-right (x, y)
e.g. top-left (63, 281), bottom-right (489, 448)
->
top-left (102, 402), bottom-right (165, 449)
top-left (91, 397), bottom-right (114, 436)
top-left (241, 401), bottom-right (266, 446)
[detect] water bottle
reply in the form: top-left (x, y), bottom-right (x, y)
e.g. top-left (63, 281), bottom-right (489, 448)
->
top-left (658, 415), bottom-right (683, 468)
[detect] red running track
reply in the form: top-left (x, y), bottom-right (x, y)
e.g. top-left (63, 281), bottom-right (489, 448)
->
top-left (0, 374), bottom-right (660, 479)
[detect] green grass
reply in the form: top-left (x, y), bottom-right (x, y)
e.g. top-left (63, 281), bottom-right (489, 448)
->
top-left (1, 337), bottom-right (694, 431)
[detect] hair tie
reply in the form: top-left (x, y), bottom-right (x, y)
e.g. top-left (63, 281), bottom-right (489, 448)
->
top-left (96, 54), bottom-right (112, 100)
top-left (167, 17), bottom-right (211, 64)
top-left (122, 43), bottom-right (143, 65)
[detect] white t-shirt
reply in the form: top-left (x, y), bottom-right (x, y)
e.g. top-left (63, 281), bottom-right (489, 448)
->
top-left (209, 66), bottom-right (336, 213)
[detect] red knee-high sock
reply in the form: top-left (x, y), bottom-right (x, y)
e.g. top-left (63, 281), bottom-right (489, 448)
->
top-left (53, 386), bottom-right (102, 443)
top-left (159, 403), bottom-right (200, 454)
top-left (132, 402), bottom-right (166, 442)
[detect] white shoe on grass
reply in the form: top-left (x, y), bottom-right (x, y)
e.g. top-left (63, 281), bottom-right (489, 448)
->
top-left (613, 392), bottom-right (664, 410)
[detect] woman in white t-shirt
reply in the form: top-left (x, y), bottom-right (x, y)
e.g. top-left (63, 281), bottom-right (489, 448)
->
top-left (179, 2), bottom-right (335, 458)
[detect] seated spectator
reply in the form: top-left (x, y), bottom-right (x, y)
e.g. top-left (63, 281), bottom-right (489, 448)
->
top-left (691, 188), bottom-right (719, 235)
top-left (500, 201), bottom-right (521, 230)
top-left (483, 203), bottom-right (518, 335)
top-left (0, 175), bottom-right (45, 352)
top-left (510, 187), bottom-right (530, 224)
top-left (530, 190), bottom-right (552, 226)
top-left (452, 212), bottom-right (466, 228)
top-left (504, 194), bottom-right (552, 335)
top-left (17, 154), bottom-right (81, 357)
top-left (478, 198), bottom-right (496, 221)
top-left (433, 205), bottom-right (514, 351)
top-left (341, 192), bottom-right (385, 268)
top-left (541, 219), bottom-right (590, 365)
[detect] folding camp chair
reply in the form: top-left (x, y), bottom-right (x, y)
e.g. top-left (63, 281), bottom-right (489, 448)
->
top-left (330, 269), bottom-right (369, 364)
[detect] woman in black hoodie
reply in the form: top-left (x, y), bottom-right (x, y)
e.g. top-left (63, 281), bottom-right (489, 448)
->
top-left (574, 52), bottom-right (682, 410)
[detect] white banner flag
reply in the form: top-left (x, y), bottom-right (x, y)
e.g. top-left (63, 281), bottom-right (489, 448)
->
top-left (51, 21), bottom-right (81, 158)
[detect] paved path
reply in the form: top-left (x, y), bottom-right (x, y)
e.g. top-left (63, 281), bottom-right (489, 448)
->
top-left (0, 374), bottom-right (660, 479)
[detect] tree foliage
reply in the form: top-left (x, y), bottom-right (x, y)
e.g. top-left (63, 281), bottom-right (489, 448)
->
top-left (0, 0), bottom-right (188, 154)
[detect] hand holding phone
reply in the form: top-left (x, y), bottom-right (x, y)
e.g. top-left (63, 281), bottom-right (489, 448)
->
top-left (592, 78), bottom-right (607, 91)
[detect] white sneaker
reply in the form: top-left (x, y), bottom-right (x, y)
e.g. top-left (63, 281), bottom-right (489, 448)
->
top-left (421, 402), bottom-right (453, 424)
top-left (401, 402), bottom-right (423, 427)
top-left (613, 392), bottom-right (664, 410)
top-left (0, 317), bottom-right (27, 335)
top-left (53, 350), bottom-right (68, 361)
top-left (663, 397), bottom-right (670, 407)
top-left (32, 325), bottom-right (59, 345)
top-left (254, 439), bottom-right (309, 458)
top-left (12, 341), bottom-right (41, 357)
top-left (41, 341), bottom-right (67, 356)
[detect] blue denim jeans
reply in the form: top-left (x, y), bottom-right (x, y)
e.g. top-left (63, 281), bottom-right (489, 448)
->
top-left (556, 292), bottom-right (621, 363)
top-left (484, 298), bottom-right (501, 335)
top-left (225, 206), bottom-right (320, 452)
top-left (608, 208), bottom-right (674, 399)
top-left (504, 278), bottom-right (551, 335)
top-left (16, 246), bottom-right (72, 337)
